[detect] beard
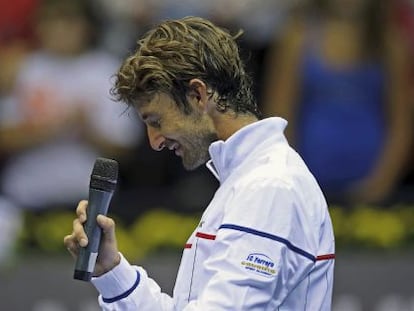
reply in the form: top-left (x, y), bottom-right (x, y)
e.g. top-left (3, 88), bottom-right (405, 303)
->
top-left (179, 130), bottom-right (218, 170)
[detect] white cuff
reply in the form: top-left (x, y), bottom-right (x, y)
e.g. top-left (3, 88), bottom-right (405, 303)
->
top-left (91, 253), bottom-right (139, 301)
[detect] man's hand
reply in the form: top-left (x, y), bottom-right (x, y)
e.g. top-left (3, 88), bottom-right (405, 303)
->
top-left (63, 200), bottom-right (121, 277)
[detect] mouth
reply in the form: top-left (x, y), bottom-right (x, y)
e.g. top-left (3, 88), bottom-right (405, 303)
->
top-left (167, 142), bottom-right (182, 156)
top-left (174, 146), bottom-right (182, 156)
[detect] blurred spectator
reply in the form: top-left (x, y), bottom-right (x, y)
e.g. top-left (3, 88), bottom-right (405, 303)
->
top-left (90, 0), bottom-right (161, 57)
top-left (0, 0), bottom-right (39, 45)
top-left (262, 0), bottom-right (412, 205)
top-left (0, 0), bottom-right (143, 211)
top-left (207, 0), bottom-right (296, 102)
top-left (392, 0), bottom-right (414, 52)
top-left (391, 0), bottom-right (414, 203)
top-left (0, 22), bottom-right (32, 268)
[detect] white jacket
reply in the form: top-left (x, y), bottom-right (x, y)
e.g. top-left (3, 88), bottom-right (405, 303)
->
top-left (92, 117), bottom-right (335, 310)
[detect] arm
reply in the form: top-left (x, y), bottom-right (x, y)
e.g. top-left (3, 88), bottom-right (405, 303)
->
top-left (350, 27), bottom-right (413, 204)
top-left (65, 180), bottom-right (329, 310)
top-left (64, 201), bottom-right (175, 311)
top-left (93, 256), bottom-right (175, 311)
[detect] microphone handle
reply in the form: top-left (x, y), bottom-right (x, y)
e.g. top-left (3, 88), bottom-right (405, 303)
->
top-left (74, 188), bottom-right (114, 281)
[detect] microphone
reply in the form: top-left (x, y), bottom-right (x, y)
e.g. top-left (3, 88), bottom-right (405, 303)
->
top-left (74, 157), bottom-right (119, 281)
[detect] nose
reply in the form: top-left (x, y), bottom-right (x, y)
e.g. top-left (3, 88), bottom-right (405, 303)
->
top-left (147, 126), bottom-right (165, 151)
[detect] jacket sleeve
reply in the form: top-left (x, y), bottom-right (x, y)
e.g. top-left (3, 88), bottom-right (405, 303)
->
top-left (91, 254), bottom-right (175, 311)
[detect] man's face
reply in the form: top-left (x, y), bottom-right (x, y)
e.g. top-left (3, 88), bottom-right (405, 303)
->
top-left (137, 93), bottom-right (217, 170)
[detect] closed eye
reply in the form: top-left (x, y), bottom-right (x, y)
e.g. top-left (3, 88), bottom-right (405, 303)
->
top-left (149, 119), bottom-right (161, 129)
top-left (142, 113), bottom-right (161, 129)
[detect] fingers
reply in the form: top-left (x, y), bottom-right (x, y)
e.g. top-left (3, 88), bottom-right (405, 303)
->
top-left (97, 215), bottom-right (116, 242)
top-left (73, 200), bottom-right (88, 247)
top-left (64, 200), bottom-right (89, 257)
top-left (76, 200), bottom-right (88, 223)
top-left (63, 216), bottom-right (89, 258)
top-left (73, 218), bottom-right (88, 247)
top-left (63, 234), bottom-right (79, 258)
top-left (64, 200), bottom-right (88, 258)
top-left (65, 200), bottom-right (118, 266)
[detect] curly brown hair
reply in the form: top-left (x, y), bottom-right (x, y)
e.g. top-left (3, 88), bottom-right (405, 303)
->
top-left (111, 16), bottom-right (260, 117)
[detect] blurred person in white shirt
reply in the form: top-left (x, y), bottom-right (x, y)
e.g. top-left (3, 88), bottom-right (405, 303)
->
top-left (0, 0), bottom-right (143, 211)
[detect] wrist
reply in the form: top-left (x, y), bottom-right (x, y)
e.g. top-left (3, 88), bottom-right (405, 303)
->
top-left (91, 253), bottom-right (140, 299)
top-left (94, 252), bottom-right (121, 277)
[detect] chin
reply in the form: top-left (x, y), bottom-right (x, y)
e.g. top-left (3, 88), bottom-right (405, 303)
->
top-left (180, 145), bottom-right (211, 171)
top-left (182, 156), bottom-right (209, 171)
top-left (182, 160), bottom-right (203, 171)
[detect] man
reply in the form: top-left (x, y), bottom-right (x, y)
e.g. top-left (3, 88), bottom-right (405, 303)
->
top-left (64, 16), bottom-right (335, 310)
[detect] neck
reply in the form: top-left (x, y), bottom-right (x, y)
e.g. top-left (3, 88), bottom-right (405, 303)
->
top-left (213, 112), bottom-right (258, 141)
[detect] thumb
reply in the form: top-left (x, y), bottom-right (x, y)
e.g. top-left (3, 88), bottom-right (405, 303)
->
top-left (97, 214), bottom-right (116, 243)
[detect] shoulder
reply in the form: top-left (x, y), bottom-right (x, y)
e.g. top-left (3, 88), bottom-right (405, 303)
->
top-left (221, 145), bottom-right (326, 230)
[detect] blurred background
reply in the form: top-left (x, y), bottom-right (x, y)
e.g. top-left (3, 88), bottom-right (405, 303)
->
top-left (0, 0), bottom-right (413, 310)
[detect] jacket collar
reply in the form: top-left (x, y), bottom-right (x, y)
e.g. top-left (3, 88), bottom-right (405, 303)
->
top-left (206, 117), bottom-right (288, 183)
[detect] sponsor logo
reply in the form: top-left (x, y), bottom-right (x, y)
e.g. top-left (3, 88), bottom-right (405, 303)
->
top-left (241, 253), bottom-right (276, 277)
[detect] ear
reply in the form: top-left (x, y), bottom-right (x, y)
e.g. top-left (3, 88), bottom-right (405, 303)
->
top-left (188, 79), bottom-right (208, 112)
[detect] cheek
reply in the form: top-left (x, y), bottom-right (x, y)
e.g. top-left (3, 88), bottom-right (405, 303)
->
top-left (169, 116), bottom-right (213, 147)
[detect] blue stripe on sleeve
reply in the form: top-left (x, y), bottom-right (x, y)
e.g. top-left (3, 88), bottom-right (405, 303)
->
top-left (102, 271), bottom-right (140, 303)
top-left (219, 224), bottom-right (316, 262)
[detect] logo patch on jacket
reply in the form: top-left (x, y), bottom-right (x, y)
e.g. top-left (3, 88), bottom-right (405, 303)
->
top-left (241, 253), bottom-right (276, 277)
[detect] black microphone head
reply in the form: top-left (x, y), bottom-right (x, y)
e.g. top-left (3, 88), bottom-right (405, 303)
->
top-left (90, 157), bottom-right (118, 191)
